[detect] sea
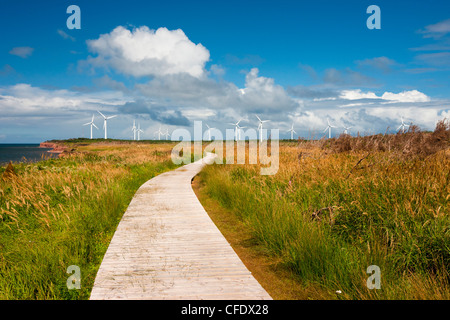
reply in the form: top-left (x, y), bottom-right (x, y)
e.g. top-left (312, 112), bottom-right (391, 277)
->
top-left (0, 144), bottom-right (58, 166)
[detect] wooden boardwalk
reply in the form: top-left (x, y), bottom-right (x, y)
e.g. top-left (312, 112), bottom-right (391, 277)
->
top-left (89, 153), bottom-right (272, 300)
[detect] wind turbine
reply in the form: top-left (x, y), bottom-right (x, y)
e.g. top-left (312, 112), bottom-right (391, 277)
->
top-left (205, 124), bottom-right (214, 141)
top-left (83, 114), bottom-right (98, 139)
top-left (97, 110), bottom-right (117, 139)
top-left (154, 126), bottom-right (163, 140)
top-left (288, 123), bottom-right (297, 140)
top-left (343, 125), bottom-right (352, 135)
top-left (237, 124), bottom-right (246, 141)
top-left (397, 116), bottom-right (409, 133)
top-left (323, 118), bottom-right (336, 139)
top-left (137, 123), bottom-right (144, 141)
top-left (131, 120), bottom-right (137, 141)
top-left (229, 119), bottom-right (243, 141)
top-left (163, 128), bottom-right (170, 140)
top-left (256, 115), bottom-right (269, 142)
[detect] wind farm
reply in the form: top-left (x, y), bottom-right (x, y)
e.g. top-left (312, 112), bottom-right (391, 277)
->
top-left (1, 0), bottom-right (449, 307)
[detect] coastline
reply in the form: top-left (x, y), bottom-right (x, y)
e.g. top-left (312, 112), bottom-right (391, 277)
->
top-left (39, 141), bottom-right (68, 157)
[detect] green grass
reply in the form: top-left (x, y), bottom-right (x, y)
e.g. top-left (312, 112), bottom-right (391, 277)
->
top-left (0, 142), bottom-right (178, 299)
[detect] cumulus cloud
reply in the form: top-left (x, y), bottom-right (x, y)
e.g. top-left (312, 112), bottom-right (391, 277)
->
top-left (237, 68), bottom-right (299, 112)
top-left (9, 46), bottom-right (34, 58)
top-left (381, 90), bottom-right (430, 103)
top-left (136, 67), bottom-right (299, 117)
top-left (85, 26), bottom-right (210, 78)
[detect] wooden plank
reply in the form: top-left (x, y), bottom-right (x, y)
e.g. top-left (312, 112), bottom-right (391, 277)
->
top-left (90, 153), bottom-right (271, 300)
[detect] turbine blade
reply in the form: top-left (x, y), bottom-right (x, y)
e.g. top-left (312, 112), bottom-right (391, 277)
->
top-left (92, 123), bottom-right (99, 130)
top-left (97, 110), bottom-right (106, 119)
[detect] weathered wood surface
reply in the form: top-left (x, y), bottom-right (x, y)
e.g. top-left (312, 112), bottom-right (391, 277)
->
top-left (90, 153), bottom-right (271, 300)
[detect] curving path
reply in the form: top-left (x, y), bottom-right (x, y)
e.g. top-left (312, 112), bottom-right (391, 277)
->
top-left (89, 153), bottom-right (272, 300)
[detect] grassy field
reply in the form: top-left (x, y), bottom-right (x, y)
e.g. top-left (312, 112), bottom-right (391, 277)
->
top-left (0, 121), bottom-right (448, 300)
top-left (196, 120), bottom-right (450, 299)
top-left (0, 141), bottom-right (178, 299)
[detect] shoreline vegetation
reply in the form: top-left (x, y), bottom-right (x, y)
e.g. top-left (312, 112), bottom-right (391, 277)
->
top-left (0, 119), bottom-right (448, 300)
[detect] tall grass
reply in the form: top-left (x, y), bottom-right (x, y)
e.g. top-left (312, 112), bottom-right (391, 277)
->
top-left (198, 121), bottom-right (449, 299)
top-left (0, 142), bottom-right (178, 299)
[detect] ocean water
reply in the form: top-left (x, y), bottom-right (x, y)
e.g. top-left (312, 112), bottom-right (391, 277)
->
top-left (0, 144), bottom-right (58, 166)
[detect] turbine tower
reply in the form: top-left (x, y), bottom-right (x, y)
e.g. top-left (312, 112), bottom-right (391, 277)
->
top-left (131, 120), bottom-right (137, 141)
top-left (137, 123), bottom-right (144, 141)
top-left (288, 123), bottom-right (297, 140)
top-left (323, 118), bottom-right (336, 139)
top-left (256, 115), bottom-right (269, 142)
top-left (397, 116), bottom-right (409, 133)
top-left (154, 126), bottom-right (163, 140)
top-left (83, 114), bottom-right (98, 139)
top-left (97, 110), bottom-right (117, 139)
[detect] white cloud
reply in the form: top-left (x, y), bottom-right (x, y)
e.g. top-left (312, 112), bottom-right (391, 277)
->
top-left (236, 68), bottom-right (299, 112)
top-left (9, 47), bottom-right (34, 58)
top-left (381, 90), bottom-right (430, 103)
top-left (338, 89), bottom-right (430, 103)
top-left (85, 26), bottom-right (210, 78)
top-left (340, 89), bottom-right (378, 100)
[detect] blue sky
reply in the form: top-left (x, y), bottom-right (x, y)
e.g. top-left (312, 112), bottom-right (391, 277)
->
top-left (0, 0), bottom-right (449, 142)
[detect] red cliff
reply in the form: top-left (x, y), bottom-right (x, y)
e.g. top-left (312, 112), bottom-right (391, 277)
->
top-left (39, 142), bottom-right (67, 156)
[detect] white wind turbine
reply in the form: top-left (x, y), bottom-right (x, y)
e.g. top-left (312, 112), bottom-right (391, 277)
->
top-left (154, 126), bottom-right (163, 140)
top-left (397, 116), bottom-right (409, 133)
top-left (137, 123), bottom-right (144, 141)
top-left (288, 123), bottom-right (297, 140)
top-left (323, 118), bottom-right (336, 139)
top-left (131, 120), bottom-right (137, 141)
top-left (256, 115), bottom-right (269, 142)
top-left (229, 119), bottom-right (243, 141)
top-left (343, 125), bottom-right (352, 135)
top-left (83, 114), bottom-right (98, 139)
top-left (97, 111), bottom-right (117, 139)
top-left (163, 128), bottom-right (170, 140)
top-left (237, 123), bottom-right (246, 141)
top-left (205, 124), bottom-right (214, 141)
